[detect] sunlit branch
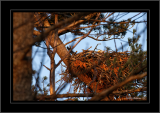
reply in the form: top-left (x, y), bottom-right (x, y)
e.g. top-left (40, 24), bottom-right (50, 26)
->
top-left (88, 72), bottom-right (147, 101)
top-left (13, 12), bottom-right (92, 53)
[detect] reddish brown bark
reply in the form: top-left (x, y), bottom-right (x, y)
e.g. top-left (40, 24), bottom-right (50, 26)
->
top-left (13, 12), bottom-right (34, 101)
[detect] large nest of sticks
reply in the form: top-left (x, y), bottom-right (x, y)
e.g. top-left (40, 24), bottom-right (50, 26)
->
top-left (61, 49), bottom-right (131, 94)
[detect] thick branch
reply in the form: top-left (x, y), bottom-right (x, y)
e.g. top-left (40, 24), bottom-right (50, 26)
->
top-left (32, 12), bottom-right (92, 46)
top-left (13, 12), bottom-right (92, 53)
top-left (33, 12), bottom-right (99, 67)
top-left (36, 93), bottom-right (95, 100)
top-left (88, 72), bottom-right (147, 101)
top-left (113, 87), bottom-right (147, 95)
top-left (36, 87), bottom-right (147, 100)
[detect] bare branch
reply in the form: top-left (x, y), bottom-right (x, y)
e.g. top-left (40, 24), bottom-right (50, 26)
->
top-left (36, 93), bottom-right (95, 100)
top-left (87, 19), bottom-right (147, 24)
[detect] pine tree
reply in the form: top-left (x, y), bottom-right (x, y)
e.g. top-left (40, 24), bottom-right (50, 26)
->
top-left (14, 12), bottom-right (147, 101)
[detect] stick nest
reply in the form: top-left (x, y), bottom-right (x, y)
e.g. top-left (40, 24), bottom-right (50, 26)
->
top-left (62, 50), bottom-right (131, 93)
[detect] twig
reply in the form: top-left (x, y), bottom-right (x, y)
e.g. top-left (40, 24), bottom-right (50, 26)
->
top-left (114, 35), bottom-right (117, 52)
top-left (121, 42), bottom-right (123, 52)
top-left (43, 64), bottom-right (51, 71)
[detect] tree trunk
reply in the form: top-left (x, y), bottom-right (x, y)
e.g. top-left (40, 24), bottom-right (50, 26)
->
top-left (13, 12), bottom-right (34, 101)
top-left (50, 14), bottom-right (58, 95)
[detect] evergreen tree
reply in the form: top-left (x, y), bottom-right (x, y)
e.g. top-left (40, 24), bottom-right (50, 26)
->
top-left (13, 12), bottom-right (147, 101)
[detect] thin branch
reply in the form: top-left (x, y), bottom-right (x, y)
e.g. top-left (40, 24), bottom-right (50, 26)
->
top-left (72, 30), bottom-right (121, 41)
top-left (64, 36), bottom-right (81, 46)
top-left (43, 64), bottom-right (51, 71)
top-left (86, 19), bottom-right (147, 24)
top-left (121, 42), bottom-right (123, 52)
top-left (128, 12), bottom-right (142, 20)
top-left (114, 35), bottom-right (117, 52)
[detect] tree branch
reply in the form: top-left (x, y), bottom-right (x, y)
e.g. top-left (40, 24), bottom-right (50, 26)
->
top-left (112, 87), bottom-right (147, 95)
top-left (36, 93), bottom-right (95, 100)
top-left (13, 12), bottom-right (92, 53)
top-left (88, 72), bottom-right (147, 101)
top-left (33, 12), bottom-right (91, 44)
top-left (36, 86), bottom-right (147, 101)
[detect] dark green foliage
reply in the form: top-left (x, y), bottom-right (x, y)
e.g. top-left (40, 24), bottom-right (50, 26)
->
top-left (116, 28), bottom-right (147, 99)
top-left (47, 83), bottom-right (50, 87)
top-left (73, 98), bottom-right (78, 101)
top-left (106, 59), bottom-right (111, 66)
top-left (37, 12), bottom-right (132, 39)
top-left (105, 46), bottom-right (111, 51)
top-left (118, 68), bottom-right (122, 77)
top-left (113, 57), bottom-right (117, 64)
top-left (103, 18), bottom-right (130, 37)
top-left (138, 92), bottom-right (144, 98)
top-left (35, 42), bottom-right (41, 47)
top-left (32, 76), bottom-right (50, 97)
top-left (46, 12), bottom-right (105, 37)
top-left (133, 29), bottom-right (136, 34)
top-left (48, 12), bottom-right (77, 25)
top-left (43, 76), bottom-right (47, 81)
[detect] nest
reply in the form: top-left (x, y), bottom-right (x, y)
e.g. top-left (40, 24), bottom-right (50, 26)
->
top-left (62, 50), bottom-right (131, 94)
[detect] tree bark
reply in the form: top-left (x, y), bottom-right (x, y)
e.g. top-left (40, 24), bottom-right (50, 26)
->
top-left (50, 14), bottom-right (58, 95)
top-left (34, 13), bottom-right (95, 67)
top-left (13, 12), bottom-right (34, 101)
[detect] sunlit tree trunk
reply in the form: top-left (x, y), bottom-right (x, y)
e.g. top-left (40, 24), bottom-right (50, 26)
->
top-left (50, 14), bottom-right (58, 95)
top-left (13, 12), bottom-right (34, 101)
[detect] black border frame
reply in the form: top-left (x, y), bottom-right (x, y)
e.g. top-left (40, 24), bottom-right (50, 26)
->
top-left (1, 0), bottom-right (159, 112)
